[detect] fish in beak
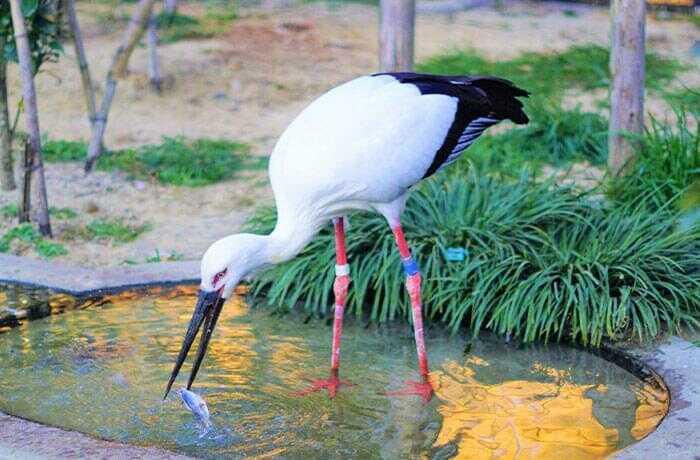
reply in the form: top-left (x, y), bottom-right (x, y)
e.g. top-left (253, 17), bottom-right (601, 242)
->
top-left (164, 289), bottom-right (225, 399)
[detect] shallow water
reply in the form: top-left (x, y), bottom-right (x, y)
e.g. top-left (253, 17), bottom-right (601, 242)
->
top-left (0, 288), bottom-right (667, 459)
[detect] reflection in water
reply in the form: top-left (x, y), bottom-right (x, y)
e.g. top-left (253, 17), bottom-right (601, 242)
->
top-left (0, 287), bottom-right (667, 459)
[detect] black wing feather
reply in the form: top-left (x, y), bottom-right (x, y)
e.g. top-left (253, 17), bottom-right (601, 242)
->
top-left (373, 72), bottom-right (529, 178)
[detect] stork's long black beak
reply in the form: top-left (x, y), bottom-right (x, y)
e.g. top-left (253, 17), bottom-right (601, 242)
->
top-left (163, 289), bottom-right (225, 399)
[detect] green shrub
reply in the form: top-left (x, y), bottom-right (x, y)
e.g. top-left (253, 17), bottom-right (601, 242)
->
top-left (608, 111), bottom-right (700, 210)
top-left (0, 224), bottom-right (67, 258)
top-left (43, 140), bottom-right (88, 162)
top-left (157, 9), bottom-right (237, 43)
top-left (690, 15), bottom-right (700, 30)
top-left (0, 204), bottom-right (18, 218)
top-left (41, 137), bottom-right (255, 186)
top-left (1, 204), bottom-right (76, 220)
top-left (50, 207), bottom-right (77, 220)
top-left (85, 219), bottom-right (149, 243)
top-left (457, 103), bottom-right (608, 176)
top-left (133, 138), bottom-right (251, 186)
top-left (247, 172), bottom-right (700, 345)
top-left (665, 86), bottom-right (700, 115)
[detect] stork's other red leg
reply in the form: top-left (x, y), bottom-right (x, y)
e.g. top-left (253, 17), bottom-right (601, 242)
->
top-left (385, 224), bottom-right (433, 403)
top-left (294, 217), bottom-right (352, 398)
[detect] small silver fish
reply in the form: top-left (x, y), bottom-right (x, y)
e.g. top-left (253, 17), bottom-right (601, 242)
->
top-left (178, 388), bottom-right (211, 426)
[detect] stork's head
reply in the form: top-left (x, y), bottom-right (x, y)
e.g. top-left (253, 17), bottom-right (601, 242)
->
top-left (164, 234), bottom-right (269, 398)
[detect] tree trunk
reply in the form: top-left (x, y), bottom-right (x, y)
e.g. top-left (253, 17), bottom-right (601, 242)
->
top-left (64, 0), bottom-right (97, 128)
top-left (608, 0), bottom-right (646, 176)
top-left (379, 0), bottom-right (416, 72)
top-left (147, 13), bottom-right (162, 93)
top-left (0, 36), bottom-right (16, 191)
top-left (163, 0), bottom-right (177, 14)
top-left (84, 0), bottom-right (157, 172)
top-left (9, 0), bottom-right (52, 237)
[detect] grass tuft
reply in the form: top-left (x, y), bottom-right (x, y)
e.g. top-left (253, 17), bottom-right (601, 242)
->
top-left (42, 137), bottom-right (256, 186)
top-left (664, 86), bottom-right (700, 116)
top-left (1, 204), bottom-right (78, 220)
top-left (156, 8), bottom-right (237, 43)
top-left (0, 224), bottom-right (67, 258)
top-left (84, 219), bottom-right (150, 243)
top-left (607, 110), bottom-right (700, 211)
top-left (43, 140), bottom-right (88, 162)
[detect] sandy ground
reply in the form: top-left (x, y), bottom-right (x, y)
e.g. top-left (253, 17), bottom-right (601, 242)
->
top-left (0, 0), bottom-right (698, 266)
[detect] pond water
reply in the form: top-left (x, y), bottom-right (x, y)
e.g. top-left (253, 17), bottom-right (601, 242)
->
top-left (0, 287), bottom-right (667, 459)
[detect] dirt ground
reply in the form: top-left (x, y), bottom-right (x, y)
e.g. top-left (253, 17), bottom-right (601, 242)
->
top-left (0, 0), bottom-right (698, 267)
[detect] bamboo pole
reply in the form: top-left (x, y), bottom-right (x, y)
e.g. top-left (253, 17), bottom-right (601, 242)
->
top-left (0, 36), bottom-right (16, 191)
top-left (379, 0), bottom-right (416, 72)
top-left (19, 143), bottom-right (31, 223)
top-left (608, 0), bottom-right (646, 176)
top-left (9, 0), bottom-right (52, 236)
top-left (64, 0), bottom-right (97, 128)
top-left (85, 0), bottom-right (157, 172)
top-left (147, 13), bottom-right (162, 93)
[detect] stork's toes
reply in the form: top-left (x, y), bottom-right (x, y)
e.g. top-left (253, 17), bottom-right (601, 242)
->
top-left (293, 375), bottom-right (353, 398)
top-left (385, 378), bottom-right (434, 403)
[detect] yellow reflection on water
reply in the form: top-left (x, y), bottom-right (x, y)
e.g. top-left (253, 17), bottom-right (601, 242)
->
top-left (630, 383), bottom-right (669, 441)
top-left (432, 359), bottom-right (667, 459)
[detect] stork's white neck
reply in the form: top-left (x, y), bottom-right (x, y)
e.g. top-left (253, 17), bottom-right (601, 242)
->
top-left (263, 211), bottom-right (322, 265)
top-left (204, 209), bottom-right (324, 297)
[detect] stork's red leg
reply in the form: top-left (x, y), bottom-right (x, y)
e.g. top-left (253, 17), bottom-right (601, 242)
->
top-left (294, 217), bottom-right (352, 398)
top-left (385, 224), bottom-right (433, 403)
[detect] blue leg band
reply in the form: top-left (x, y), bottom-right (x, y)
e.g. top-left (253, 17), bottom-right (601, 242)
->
top-left (402, 257), bottom-right (419, 276)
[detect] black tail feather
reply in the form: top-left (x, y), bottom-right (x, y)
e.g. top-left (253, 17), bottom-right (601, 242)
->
top-left (465, 76), bottom-right (530, 125)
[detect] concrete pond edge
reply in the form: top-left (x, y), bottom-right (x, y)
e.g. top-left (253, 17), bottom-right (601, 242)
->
top-left (1, 254), bottom-right (699, 459)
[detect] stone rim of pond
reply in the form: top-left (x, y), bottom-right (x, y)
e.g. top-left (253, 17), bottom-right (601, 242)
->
top-left (0, 253), bottom-right (699, 459)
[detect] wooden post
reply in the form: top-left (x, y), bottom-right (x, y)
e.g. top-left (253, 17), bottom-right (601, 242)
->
top-left (9, 0), bottom-right (52, 237)
top-left (0, 35), bottom-right (15, 191)
top-left (19, 142), bottom-right (32, 224)
top-left (608, 0), bottom-right (646, 176)
top-left (64, 0), bottom-right (97, 128)
top-left (147, 13), bottom-right (163, 93)
top-left (379, 0), bottom-right (416, 72)
top-left (85, 0), bottom-right (157, 172)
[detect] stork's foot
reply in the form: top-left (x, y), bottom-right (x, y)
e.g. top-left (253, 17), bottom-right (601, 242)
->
top-left (386, 377), bottom-right (434, 403)
top-left (293, 373), bottom-right (353, 398)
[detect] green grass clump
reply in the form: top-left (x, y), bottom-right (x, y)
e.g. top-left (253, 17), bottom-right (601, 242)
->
top-left (132, 137), bottom-right (252, 186)
top-left (85, 219), bottom-right (149, 243)
top-left (157, 9), bottom-right (237, 43)
top-left (689, 15), bottom-right (700, 30)
top-left (43, 140), bottom-right (88, 162)
top-left (608, 111), bottom-right (700, 210)
top-left (0, 224), bottom-right (67, 258)
top-left (665, 86), bottom-right (700, 115)
top-left (0, 204), bottom-right (18, 218)
top-left (1, 204), bottom-right (77, 220)
top-left (417, 45), bottom-right (683, 99)
top-left (247, 172), bottom-right (700, 345)
top-left (458, 103), bottom-right (608, 176)
top-left (41, 137), bottom-right (255, 186)
top-left (50, 207), bottom-right (78, 220)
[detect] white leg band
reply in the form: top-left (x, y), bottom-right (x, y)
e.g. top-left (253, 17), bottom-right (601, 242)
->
top-left (335, 264), bottom-right (350, 276)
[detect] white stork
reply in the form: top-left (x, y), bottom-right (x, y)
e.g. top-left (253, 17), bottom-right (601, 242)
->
top-left (164, 73), bottom-right (529, 403)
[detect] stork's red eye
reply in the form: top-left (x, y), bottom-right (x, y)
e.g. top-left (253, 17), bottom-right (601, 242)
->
top-left (212, 269), bottom-right (227, 285)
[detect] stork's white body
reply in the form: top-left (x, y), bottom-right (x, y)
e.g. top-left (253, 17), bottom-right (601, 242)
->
top-left (268, 75), bottom-right (460, 261)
